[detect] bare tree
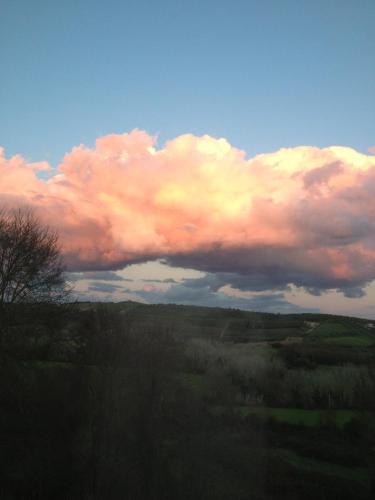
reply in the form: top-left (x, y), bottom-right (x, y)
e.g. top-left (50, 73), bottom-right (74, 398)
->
top-left (0, 207), bottom-right (69, 306)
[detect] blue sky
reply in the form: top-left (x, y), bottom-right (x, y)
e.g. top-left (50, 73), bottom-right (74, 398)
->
top-left (1, 0), bottom-right (374, 164)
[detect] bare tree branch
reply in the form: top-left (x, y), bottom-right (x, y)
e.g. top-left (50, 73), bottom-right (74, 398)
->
top-left (0, 207), bottom-right (70, 308)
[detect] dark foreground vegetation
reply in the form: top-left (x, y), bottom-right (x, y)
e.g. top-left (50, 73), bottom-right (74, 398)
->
top-left (1, 301), bottom-right (375, 499)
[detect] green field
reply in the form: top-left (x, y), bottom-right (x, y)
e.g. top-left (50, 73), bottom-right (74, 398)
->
top-left (233, 407), bottom-right (359, 428)
top-left (304, 320), bottom-right (375, 348)
top-left (322, 335), bottom-right (375, 347)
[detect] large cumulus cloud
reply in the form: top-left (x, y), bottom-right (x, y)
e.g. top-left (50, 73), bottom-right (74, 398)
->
top-left (1, 131), bottom-right (375, 296)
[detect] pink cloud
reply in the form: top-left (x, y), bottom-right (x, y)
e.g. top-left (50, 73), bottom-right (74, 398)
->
top-left (1, 131), bottom-right (375, 295)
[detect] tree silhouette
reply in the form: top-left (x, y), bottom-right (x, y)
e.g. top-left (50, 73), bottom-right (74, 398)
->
top-left (0, 207), bottom-right (68, 306)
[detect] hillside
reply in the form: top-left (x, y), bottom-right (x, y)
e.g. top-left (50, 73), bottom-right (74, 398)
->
top-left (77, 300), bottom-right (375, 345)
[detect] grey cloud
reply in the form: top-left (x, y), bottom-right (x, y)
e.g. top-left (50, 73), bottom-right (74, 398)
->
top-left (65, 272), bottom-right (84, 283)
top-left (88, 282), bottom-right (124, 293)
top-left (142, 278), bottom-right (178, 283)
top-left (341, 287), bottom-right (366, 299)
top-left (137, 282), bottom-right (317, 314)
top-left (66, 271), bottom-right (133, 282)
top-left (82, 271), bottom-right (130, 281)
top-left (181, 272), bottom-right (291, 293)
top-left (304, 287), bottom-right (323, 296)
top-left (166, 244), bottom-right (373, 297)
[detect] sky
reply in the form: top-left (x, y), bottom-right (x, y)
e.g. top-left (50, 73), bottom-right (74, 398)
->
top-left (0, 0), bottom-right (374, 317)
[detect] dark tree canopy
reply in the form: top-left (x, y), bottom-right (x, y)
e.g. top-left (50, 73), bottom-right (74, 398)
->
top-left (0, 208), bottom-right (68, 305)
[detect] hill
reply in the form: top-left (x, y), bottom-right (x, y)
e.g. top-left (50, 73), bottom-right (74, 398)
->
top-left (77, 300), bottom-right (375, 345)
